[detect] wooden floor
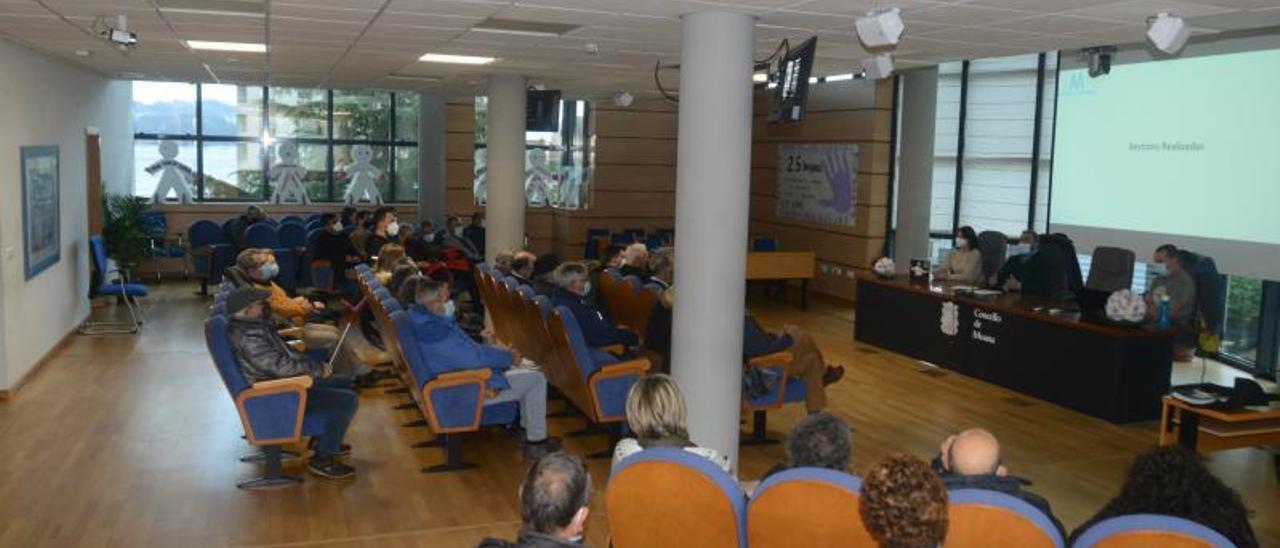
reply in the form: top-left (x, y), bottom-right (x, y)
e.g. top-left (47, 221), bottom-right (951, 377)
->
top-left (1, 283), bottom-right (1276, 547)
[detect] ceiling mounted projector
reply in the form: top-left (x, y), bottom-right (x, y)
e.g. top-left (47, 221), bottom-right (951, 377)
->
top-left (855, 8), bottom-right (904, 50)
top-left (859, 54), bottom-right (894, 80)
top-left (613, 91), bottom-right (634, 108)
top-left (1147, 13), bottom-right (1190, 54)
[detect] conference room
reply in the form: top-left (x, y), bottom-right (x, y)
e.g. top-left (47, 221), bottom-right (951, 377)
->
top-left (0, 1), bottom-right (1278, 546)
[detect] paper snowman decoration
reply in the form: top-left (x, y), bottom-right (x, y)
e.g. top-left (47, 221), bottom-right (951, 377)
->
top-left (473, 148), bottom-right (487, 205)
top-left (525, 148), bottom-right (551, 207)
top-left (145, 140), bottom-right (195, 204)
top-left (269, 141), bottom-right (310, 204)
top-left (342, 143), bottom-right (384, 205)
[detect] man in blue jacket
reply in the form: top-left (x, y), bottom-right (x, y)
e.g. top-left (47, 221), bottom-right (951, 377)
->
top-left (407, 278), bottom-right (559, 459)
top-left (549, 262), bottom-right (639, 349)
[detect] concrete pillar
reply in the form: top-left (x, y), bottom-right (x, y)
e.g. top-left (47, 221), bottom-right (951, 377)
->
top-left (417, 93), bottom-right (447, 226)
top-left (484, 74), bottom-right (527, 262)
top-left (893, 68), bottom-right (939, 272)
top-left (670, 11), bottom-right (755, 471)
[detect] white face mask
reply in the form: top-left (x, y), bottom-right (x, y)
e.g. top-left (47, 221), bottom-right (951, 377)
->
top-left (442, 299), bottom-right (457, 318)
top-left (955, 237), bottom-right (969, 249)
top-left (329, 222), bottom-right (343, 232)
top-left (424, 232), bottom-right (436, 243)
top-left (386, 221), bottom-right (401, 236)
top-left (581, 281), bottom-right (592, 295)
top-left (1149, 262), bottom-right (1169, 277)
top-left (454, 226), bottom-right (465, 238)
top-left (1007, 244), bottom-right (1031, 256)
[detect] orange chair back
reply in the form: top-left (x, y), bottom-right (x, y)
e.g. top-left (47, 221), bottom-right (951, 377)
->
top-left (607, 450), bottom-right (745, 548)
top-left (748, 470), bottom-right (874, 548)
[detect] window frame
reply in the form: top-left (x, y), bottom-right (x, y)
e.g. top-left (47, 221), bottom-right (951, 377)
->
top-left (471, 95), bottom-right (593, 209)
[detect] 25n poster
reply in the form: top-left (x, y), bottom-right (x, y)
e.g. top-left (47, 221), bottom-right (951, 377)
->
top-left (776, 143), bottom-right (858, 226)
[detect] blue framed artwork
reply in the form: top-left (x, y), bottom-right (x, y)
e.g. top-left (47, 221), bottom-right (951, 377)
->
top-left (21, 145), bottom-right (60, 280)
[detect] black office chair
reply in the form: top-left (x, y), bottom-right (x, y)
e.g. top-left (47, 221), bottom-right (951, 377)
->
top-left (1085, 246), bottom-right (1136, 293)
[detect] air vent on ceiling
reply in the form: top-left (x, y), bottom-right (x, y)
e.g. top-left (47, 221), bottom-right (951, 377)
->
top-left (472, 17), bottom-right (580, 37)
top-left (156, 0), bottom-right (265, 17)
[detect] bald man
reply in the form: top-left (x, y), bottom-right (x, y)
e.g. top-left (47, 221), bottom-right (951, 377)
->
top-left (619, 243), bottom-right (652, 279)
top-left (933, 429), bottom-right (1065, 538)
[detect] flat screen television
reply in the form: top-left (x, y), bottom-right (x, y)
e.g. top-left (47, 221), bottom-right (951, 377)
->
top-left (771, 36), bottom-right (817, 123)
top-left (527, 90), bottom-right (562, 131)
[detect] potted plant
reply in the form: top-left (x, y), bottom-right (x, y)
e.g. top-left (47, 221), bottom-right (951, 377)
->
top-left (101, 194), bottom-right (153, 280)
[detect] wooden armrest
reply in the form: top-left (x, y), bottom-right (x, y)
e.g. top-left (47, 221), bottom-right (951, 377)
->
top-left (286, 340), bottom-right (306, 352)
top-left (251, 375), bottom-right (313, 390)
top-left (748, 351), bottom-right (793, 369)
top-left (598, 358), bottom-right (651, 377)
top-left (278, 327), bottom-right (305, 338)
top-left (600, 343), bottom-right (627, 355)
top-left (430, 368), bottom-right (493, 386)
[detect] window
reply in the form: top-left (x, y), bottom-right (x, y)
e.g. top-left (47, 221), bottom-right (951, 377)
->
top-left (930, 62), bottom-right (962, 235)
top-left (472, 95), bottom-right (592, 209)
top-left (1223, 275), bottom-right (1264, 364)
top-left (959, 54), bottom-right (1038, 236)
top-left (1032, 53), bottom-right (1058, 233)
top-left (130, 82), bottom-right (421, 202)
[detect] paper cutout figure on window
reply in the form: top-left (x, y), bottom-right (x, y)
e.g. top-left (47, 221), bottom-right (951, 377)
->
top-left (269, 141), bottom-right (310, 205)
top-left (473, 148), bottom-right (487, 205)
top-left (145, 140), bottom-right (194, 204)
top-left (525, 147), bottom-right (552, 207)
top-left (341, 144), bottom-right (384, 205)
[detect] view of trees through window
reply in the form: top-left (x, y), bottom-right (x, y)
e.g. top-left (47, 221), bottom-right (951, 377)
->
top-left (131, 81), bottom-right (420, 202)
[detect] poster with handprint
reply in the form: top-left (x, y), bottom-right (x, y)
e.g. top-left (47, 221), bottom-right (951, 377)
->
top-left (776, 143), bottom-right (858, 226)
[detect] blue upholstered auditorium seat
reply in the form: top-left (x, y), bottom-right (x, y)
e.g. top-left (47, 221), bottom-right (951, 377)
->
top-left (1071, 514), bottom-right (1233, 548)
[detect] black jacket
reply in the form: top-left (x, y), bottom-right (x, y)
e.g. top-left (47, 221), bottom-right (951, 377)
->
top-left (550, 288), bottom-right (638, 348)
top-left (226, 316), bottom-right (323, 383)
top-left (619, 264), bottom-right (651, 280)
top-left (477, 530), bottom-right (584, 548)
top-left (931, 457), bottom-right (1066, 540)
top-left (315, 230), bottom-right (358, 275)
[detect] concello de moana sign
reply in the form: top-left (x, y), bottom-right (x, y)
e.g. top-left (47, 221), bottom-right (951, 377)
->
top-left (775, 143), bottom-right (858, 226)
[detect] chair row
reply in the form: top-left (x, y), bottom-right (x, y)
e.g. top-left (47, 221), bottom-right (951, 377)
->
top-left (597, 269), bottom-right (659, 346)
top-left (583, 228), bottom-right (674, 259)
top-left (475, 264), bottom-right (651, 455)
top-left (606, 448), bottom-right (1233, 548)
top-left (352, 264), bottom-right (519, 472)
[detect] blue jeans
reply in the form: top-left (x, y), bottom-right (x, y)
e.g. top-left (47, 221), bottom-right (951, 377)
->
top-left (307, 375), bottom-right (358, 456)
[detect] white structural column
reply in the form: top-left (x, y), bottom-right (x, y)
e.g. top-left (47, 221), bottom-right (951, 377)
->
top-left (670, 11), bottom-right (756, 470)
top-left (484, 74), bottom-right (527, 262)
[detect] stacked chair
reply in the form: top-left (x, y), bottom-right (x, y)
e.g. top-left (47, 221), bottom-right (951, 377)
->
top-left (353, 264), bottom-right (519, 473)
top-left (475, 264), bottom-right (650, 456)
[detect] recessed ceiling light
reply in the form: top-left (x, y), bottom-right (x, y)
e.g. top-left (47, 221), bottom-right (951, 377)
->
top-left (752, 73), bottom-right (768, 83)
top-left (825, 73), bottom-right (855, 82)
top-left (161, 7), bottom-right (264, 18)
top-left (419, 53), bottom-right (495, 65)
top-left (186, 40), bottom-right (266, 53)
top-left (472, 17), bottom-right (579, 37)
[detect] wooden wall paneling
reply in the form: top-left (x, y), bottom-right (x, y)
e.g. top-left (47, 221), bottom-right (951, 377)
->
top-left (590, 164), bottom-right (676, 192)
top-left (445, 103), bottom-right (475, 130)
top-left (594, 110), bottom-right (677, 139)
top-left (594, 138), bottom-right (677, 166)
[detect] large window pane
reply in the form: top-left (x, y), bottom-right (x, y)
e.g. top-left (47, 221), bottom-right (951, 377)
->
top-left (270, 87), bottom-right (328, 138)
top-left (334, 90), bottom-right (391, 141)
top-left (132, 81), bottom-right (196, 135)
top-left (333, 144), bottom-right (389, 201)
top-left (202, 84), bottom-right (262, 137)
top-left (133, 139), bottom-right (196, 199)
top-left (958, 53), bottom-right (1038, 236)
top-left (1032, 53), bottom-right (1057, 234)
top-left (396, 94), bottom-right (420, 142)
top-left (203, 142), bottom-right (265, 200)
top-left (270, 141), bottom-right (330, 202)
top-left (395, 147), bottom-right (419, 202)
top-left (930, 62), bottom-right (962, 234)
top-left (473, 96), bottom-right (591, 209)
top-left (1223, 275), bottom-right (1263, 365)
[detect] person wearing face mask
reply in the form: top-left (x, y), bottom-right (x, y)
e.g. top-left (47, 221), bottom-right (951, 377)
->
top-left (935, 225), bottom-right (984, 285)
top-left (464, 212), bottom-right (486, 255)
top-left (1145, 244), bottom-right (1198, 361)
top-left (313, 213), bottom-right (362, 296)
top-left (405, 219), bottom-right (441, 263)
top-left (550, 262), bottom-right (639, 352)
top-left (408, 278), bottom-right (560, 460)
top-left (442, 214), bottom-right (482, 261)
top-left (996, 230), bottom-right (1038, 289)
top-left (479, 451), bottom-right (592, 548)
top-left (363, 206), bottom-right (401, 259)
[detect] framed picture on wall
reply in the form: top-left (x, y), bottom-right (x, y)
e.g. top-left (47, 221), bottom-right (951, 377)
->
top-left (21, 145), bottom-right (60, 280)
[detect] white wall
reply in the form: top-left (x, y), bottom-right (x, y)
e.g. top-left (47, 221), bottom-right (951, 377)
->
top-left (0, 39), bottom-right (131, 390)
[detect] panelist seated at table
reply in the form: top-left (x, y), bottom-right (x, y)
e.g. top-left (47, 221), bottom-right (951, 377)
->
top-left (934, 225), bottom-right (984, 285)
top-left (1003, 233), bottom-right (1083, 299)
top-left (995, 230), bottom-right (1038, 288)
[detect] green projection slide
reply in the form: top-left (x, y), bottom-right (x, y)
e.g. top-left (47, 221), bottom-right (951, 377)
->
top-left (1052, 48), bottom-right (1280, 245)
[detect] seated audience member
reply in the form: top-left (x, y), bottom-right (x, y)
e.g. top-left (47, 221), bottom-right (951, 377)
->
top-left (603, 244), bottom-right (626, 270)
top-left (223, 287), bottom-right (359, 479)
top-left (932, 428), bottom-right (1065, 538)
top-left (227, 204), bottom-right (268, 250)
top-left (348, 210), bottom-right (372, 259)
top-left (861, 454), bottom-right (950, 548)
top-left (408, 278), bottom-right (560, 459)
top-left (313, 213), bottom-right (362, 295)
top-left (1070, 446), bottom-right (1257, 548)
top-left (760, 412), bottom-right (852, 481)
top-left (443, 214), bottom-right (482, 261)
top-left (996, 230), bottom-right (1038, 288)
top-left (479, 452), bottom-right (592, 548)
top-left (339, 206), bottom-right (357, 229)
top-left (532, 254), bottom-right (562, 295)
top-left (1147, 244), bottom-right (1198, 360)
top-left (744, 316), bottom-right (844, 413)
top-left (511, 251), bottom-right (539, 288)
top-left (364, 207), bottom-right (401, 259)
top-left (647, 247), bottom-right (674, 290)
top-left (237, 249), bottom-right (378, 383)
top-left (492, 251), bottom-right (516, 275)
top-left (464, 212), bottom-right (486, 255)
top-left (613, 374), bottom-right (732, 473)
top-left (373, 243), bottom-right (407, 285)
top-left (619, 243), bottom-right (652, 279)
top-left (405, 219), bottom-right (441, 263)
top-left (935, 225), bottom-right (983, 285)
top-left (550, 262), bottom-right (639, 349)
top-left (387, 264), bottom-right (422, 306)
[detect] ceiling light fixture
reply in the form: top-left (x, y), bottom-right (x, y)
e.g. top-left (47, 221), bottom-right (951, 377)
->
top-left (185, 40), bottom-right (266, 53)
top-left (1147, 13), bottom-right (1190, 54)
top-left (752, 73), bottom-right (768, 83)
top-left (825, 73), bottom-right (855, 82)
top-left (160, 7), bottom-right (264, 18)
top-left (855, 7), bottom-right (905, 50)
top-left (418, 53), bottom-right (495, 65)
